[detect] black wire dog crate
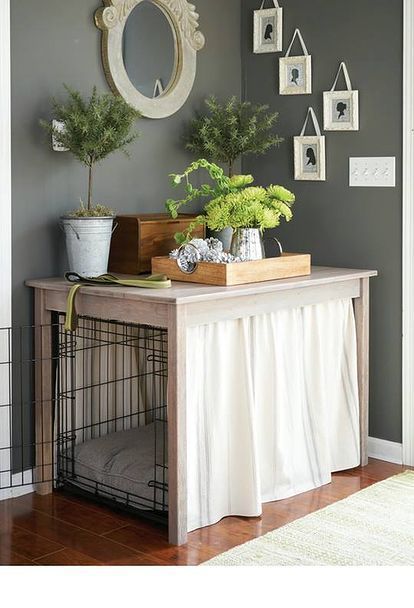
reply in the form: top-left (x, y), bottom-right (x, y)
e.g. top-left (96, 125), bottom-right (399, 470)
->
top-left (0, 315), bottom-right (168, 523)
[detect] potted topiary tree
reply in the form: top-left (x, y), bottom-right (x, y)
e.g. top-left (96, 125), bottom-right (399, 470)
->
top-left (41, 85), bottom-right (141, 277)
top-left (184, 96), bottom-right (283, 248)
top-left (185, 96), bottom-right (283, 178)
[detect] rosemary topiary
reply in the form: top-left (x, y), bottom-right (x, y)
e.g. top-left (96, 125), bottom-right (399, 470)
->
top-left (185, 96), bottom-right (283, 177)
top-left (166, 159), bottom-right (295, 244)
top-left (41, 85), bottom-right (141, 216)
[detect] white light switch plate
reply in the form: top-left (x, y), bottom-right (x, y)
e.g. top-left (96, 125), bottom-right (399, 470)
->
top-left (349, 157), bottom-right (396, 187)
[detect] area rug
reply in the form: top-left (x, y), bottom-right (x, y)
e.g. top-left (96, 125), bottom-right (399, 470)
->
top-left (203, 471), bottom-right (414, 566)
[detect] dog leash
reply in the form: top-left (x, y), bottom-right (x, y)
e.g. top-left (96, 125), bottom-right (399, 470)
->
top-left (64, 272), bottom-right (172, 332)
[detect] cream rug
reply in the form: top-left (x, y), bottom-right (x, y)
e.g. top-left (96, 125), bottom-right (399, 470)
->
top-left (203, 471), bottom-right (414, 566)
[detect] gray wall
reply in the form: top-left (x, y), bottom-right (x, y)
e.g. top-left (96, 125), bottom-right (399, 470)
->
top-left (241, 0), bottom-right (403, 442)
top-left (11, 0), bottom-right (403, 444)
top-left (11, 0), bottom-right (242, 326)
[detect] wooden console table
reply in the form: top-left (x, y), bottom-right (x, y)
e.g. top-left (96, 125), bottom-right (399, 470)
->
top-left (27, 266), bottom-right (377, 545)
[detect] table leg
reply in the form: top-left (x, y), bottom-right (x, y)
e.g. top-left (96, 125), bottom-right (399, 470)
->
top-left (167, 305), bottom-right (188, 545)
top-left (354, 278), bottom-right (370, 466)
top-left (34, 289), bottom-right (54, 494)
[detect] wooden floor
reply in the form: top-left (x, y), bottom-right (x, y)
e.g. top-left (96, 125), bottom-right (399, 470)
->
top-left (0, 459), bottom-right (410, 566)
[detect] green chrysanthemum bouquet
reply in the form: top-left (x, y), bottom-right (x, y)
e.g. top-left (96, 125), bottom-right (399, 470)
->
top-left (165, 159), bottom-right (295, 244)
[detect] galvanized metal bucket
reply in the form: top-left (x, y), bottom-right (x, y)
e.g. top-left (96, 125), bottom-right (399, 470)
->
top-left (61, 216), bottom-right (116, 278)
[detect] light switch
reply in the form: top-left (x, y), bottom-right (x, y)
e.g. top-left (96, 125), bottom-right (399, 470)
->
top-left (349, 157), bottom-right (396, 187)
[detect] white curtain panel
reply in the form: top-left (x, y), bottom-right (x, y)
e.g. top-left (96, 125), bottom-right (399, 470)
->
top-left (186, 298), bottom-right (360, 532)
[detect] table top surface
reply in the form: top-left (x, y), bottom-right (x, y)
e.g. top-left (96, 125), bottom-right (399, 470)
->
top-left (26, 266), bottom-right (378, 305)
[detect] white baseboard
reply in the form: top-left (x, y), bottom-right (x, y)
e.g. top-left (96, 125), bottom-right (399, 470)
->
top-left (368, 436), bottom-right (403, 465)
top-left (0, 470), bottom-right (34, 501)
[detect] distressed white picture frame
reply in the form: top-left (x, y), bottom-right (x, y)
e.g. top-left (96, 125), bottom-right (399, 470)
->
top-left (294, 135), bottom-right (326, 181)
top-left (279, 55), bottom-right (312, 95)
top-left (253, 6), bottom-right (283, 54)
top-left (323, 90), bottom-right (359, 131)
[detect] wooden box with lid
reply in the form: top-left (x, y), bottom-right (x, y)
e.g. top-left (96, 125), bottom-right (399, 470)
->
top-left (108, 213), bottom-right (205, 275)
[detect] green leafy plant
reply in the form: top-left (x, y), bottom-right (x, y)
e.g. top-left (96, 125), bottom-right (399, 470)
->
top-left (165, 159), bottom-right (295, 244)
top-left (41, 85), bottom-right (141, 216)
top-left (185, 96), bottom-right (283, 177)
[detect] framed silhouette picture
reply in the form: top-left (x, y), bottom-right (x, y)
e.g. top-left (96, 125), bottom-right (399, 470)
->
top-left (294, 136), bottom-right (326, 181)
top-left (279, 55), bottom-right (312, 95)
top-left (279, 29), bottom-right (312, 95)
top-left (253, 1), bottom-right (283, 54)
top-left (294, 107), bottom-right (326, 180)
top-left (324, 90), bottom-right (359, 131)
top-left (323, 63), bottom-right (359, 131)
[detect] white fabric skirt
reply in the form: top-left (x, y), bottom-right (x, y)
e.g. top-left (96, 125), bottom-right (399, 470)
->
top-left (186, 298), bottom-right (360, 532)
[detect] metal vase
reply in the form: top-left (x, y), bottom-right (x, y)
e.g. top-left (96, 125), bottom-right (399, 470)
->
top-left (207, 227), bottom-right (234, 252)
top-left (230, 228), bottom-right (265, 261)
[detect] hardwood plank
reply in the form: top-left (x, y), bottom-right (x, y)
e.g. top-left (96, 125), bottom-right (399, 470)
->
top-left (12, 508), bottom-right (140, 563)
top-left (104, 524), bottom-right (168, 552)
top-left (0, 549), bottom-right (34, 566)
top-left (35, 548), bottom-right (101, 566)
top-left (29, 493), bottom-right (130, 536)
top-left (104, 553), bottom-right (168, 566)
top-left (105, 525), bottom-right (217, 565)
top-left (188, 519), bottom-right (262, 554)
top-left (0, 493), bottom-right (42, 533)
top-left (54, 491), bottom-right (167, 534)
top-left (0, 526), bottom-right (63, 561)
top-left (343, 459), bottom-right (407, 481)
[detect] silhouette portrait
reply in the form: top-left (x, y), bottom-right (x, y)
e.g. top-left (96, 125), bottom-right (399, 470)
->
top-left (264, 23), bottom-right (273, 41)
top-left (296, 139), bottom-right (325, 179)
top-left (306, 147), bottom-right (317, 166)
top-left (336, 101), bottom-right (347, 119)
top-left (291, 68), bottom-right (300, 85)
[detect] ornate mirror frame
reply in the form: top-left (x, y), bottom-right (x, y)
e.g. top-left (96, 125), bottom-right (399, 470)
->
top-left (95, 0), bottom-right (205, 119)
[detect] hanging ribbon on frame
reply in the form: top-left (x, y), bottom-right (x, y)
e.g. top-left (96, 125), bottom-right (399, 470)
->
top-left (299, 106), bottom-right (322, 137)
top-left (284, 27), bottom-right (309, 58)
top-left (253, 0), bottom-right (283, 54)
top-left (323, 61), bottom-right (360, 131)
top-left (294, 107), bottom-right (326, 181)
top-left (279, 28), bottom-right (312, 94)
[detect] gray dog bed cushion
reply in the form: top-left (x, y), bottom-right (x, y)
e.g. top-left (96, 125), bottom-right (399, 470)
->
top-left (63, 422), bottom-right (167, 509)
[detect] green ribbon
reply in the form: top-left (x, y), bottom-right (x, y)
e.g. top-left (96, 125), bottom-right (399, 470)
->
top-left (64, 272), bottom-right (172, 332)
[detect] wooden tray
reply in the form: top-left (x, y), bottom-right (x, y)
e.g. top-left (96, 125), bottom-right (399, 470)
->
top-left (152, 253), bottom-right (311, 286)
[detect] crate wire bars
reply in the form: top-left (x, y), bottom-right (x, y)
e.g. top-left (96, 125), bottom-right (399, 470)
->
top-left (0, 315), bottom-right (168, 523)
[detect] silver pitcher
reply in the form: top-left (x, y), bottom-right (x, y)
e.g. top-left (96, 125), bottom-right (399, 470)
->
top-left (230, 228), bottom-right (265, 261)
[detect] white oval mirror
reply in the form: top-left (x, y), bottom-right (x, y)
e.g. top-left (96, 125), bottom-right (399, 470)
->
top-left (123, 1), bottom-right (176, 99)
top-left (95, 0), bottom-right (205, 119)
